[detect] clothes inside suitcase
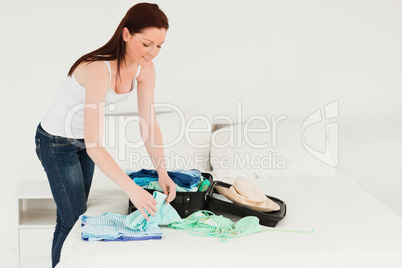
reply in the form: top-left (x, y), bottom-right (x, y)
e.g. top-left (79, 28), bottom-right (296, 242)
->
top-left (128, 172), bottom-right (214, 218)
top-left (128, 172), bottom-right (286, 227)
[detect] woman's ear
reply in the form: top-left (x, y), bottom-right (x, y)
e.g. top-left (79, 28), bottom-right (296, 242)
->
top-left (122, 27), bottom-right (130, 42)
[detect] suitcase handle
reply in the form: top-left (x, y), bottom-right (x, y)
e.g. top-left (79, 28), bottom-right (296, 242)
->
top-left (205, 181), bottom-right (218, 202)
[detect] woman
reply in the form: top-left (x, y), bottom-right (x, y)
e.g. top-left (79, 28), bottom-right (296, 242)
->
top-left (34, 3), bottom-right (176, 267)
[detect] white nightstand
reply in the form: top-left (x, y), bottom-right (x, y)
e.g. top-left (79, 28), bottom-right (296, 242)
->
top-left (16, 181), bottom-right (56, 268)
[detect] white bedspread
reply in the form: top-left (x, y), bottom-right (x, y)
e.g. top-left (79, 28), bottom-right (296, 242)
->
top-left (57, 175), bottom-right (402, 268)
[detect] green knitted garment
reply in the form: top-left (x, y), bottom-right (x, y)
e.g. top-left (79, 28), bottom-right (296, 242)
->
top-left (168, 210), bottom-right (314, 242)
top-left (168, 210), bottom-right (262, 242)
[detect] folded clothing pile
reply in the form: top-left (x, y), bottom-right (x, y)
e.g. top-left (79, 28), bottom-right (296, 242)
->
top-left (80, 192), bottom-right (182, 241)
top-left (80, 213), bottom-right (163, 241)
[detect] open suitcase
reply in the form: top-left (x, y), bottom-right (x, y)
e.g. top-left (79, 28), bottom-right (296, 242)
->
top-left (128, 172), bottom-right (287, 227)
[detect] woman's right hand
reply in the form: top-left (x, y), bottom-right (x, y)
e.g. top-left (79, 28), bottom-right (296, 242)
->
top-left (127, 184), bottom-right (158, 221)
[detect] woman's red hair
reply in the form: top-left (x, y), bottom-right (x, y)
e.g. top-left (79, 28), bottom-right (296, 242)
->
top-left (67, 2), bottom-right (168, 81)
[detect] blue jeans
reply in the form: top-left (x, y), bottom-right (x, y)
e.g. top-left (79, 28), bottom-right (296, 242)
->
top-left (34, 123), bottom-right (95, 267)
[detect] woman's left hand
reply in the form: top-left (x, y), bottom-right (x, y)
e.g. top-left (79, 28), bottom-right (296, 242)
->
top-left (158, 174), bottom-right (176, 204)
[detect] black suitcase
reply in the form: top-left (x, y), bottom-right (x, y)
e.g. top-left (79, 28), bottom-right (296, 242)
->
top-left (128, 172), bottom-right (286, 227)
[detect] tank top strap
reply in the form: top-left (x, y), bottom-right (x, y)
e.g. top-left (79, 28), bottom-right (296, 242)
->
top-left (103, 61), bottom-right (112, 83)
top-left (135, 65), bottom-right (142, 79)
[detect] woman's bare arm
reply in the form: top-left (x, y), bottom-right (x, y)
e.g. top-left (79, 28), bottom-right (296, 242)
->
top-left (81, 61), bottom-right (157, 220)
top-left (136, 61), bottom-right (176, 203)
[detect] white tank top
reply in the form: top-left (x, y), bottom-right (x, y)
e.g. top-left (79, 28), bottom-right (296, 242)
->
top-left (40, 61), bottom-right (141, 139)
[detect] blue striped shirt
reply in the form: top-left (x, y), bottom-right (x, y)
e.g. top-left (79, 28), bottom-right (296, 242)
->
top-left (80, 213), bottom-right (162, 241)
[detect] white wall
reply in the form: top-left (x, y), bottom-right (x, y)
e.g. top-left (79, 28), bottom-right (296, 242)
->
top-left (1, 0), bottom-right (401, 267)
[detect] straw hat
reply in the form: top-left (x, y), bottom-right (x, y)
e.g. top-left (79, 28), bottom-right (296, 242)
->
top-left (214, 179), bottom-right (280, 212)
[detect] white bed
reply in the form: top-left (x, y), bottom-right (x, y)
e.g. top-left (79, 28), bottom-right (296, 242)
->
top-left (56, 113), bottom-right (402, 267)
top-left (57, 174), bottom-right (402, 268)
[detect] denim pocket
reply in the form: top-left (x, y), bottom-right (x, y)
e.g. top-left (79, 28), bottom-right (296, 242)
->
top-left (35, 138), bottom-right (42, 163)
top-left (52, 136), bottom-right (76, 147)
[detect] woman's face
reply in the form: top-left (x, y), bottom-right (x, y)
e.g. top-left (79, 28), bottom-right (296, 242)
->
top-left (123, 27), bottom-right (166, 65)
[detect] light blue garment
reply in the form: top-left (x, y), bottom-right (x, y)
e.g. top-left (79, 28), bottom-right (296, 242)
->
top-left (145, 181), bottom-right (199, 192)
top-left (143, 176), bottom-right (209, 192)
top-left (131, 177), bottom-right (158, 187)
top-left (80, 213), bottom-right (162, 241)
top-left (125, 191), bottom-right (182, 231)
